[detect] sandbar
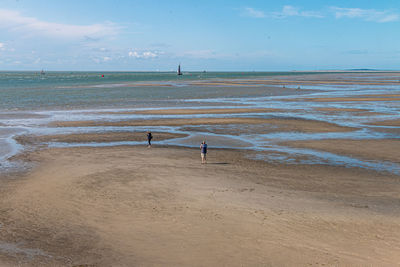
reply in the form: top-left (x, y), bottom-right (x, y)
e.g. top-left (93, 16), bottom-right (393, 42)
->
top-left (106, 108), bottom-right (284, 115)
top-left (51, 117), bottom-right (357, 133)
top-left (281, 139), bottom-right (400, 164)
top-left (15, 132), bottom-right (186, 145)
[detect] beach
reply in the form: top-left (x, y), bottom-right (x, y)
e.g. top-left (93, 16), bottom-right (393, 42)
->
top-left (1, 145), bottom-right (399, 266)
top-left (0, 71), bottom-right (400, 266)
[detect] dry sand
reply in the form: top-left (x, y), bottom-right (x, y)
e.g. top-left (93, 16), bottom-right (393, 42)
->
top-left (0, 145), bottom-right (399, 266)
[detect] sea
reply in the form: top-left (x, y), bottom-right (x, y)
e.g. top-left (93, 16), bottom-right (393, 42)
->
top-left (0, 71), bottom-right (399, 174)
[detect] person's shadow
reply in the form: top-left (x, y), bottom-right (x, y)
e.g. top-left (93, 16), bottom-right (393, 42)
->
top-left (208, 162), bottom-right (229, 165)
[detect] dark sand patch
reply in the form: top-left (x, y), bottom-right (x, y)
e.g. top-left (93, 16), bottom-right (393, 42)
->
top-left (190, 78), bottom-right (400, 87)
top-left (370, 127), bottom-right (400, 135)
top-left (180, 124), bottom-right (282, 136)
top-left (127, 83), bottom-right (173, 87)
top-left (0, 113), bottom-right (49, 119)
top-left (353, 112), bottom-right (390, 116)
top-left (189, 81), bottom-right (261, 87)
top-left (368, 119), bottom-right (400, 127)
top-left (310, 97), bottom-right (400, 102)
top-left (312, 107), bottom-right (388, 116)
top-left (50, 117), bottom-right (357, 133)
top-left (294, 94), bottom-right (400, 102)
top-left (314, 107), bottom-right (368, 112)
top-left (106, 108), bottom-right (284, 115)
top-left (281, 139), bottom-right (400, 163)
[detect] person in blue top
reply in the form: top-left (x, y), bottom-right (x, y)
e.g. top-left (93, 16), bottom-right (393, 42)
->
top-left (200, 140), bottom-right (207, 164)
top-left (147, 132), bottom-right (153, 148)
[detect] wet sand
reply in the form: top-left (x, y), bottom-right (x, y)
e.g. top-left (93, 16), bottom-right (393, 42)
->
top-left (369, 119), bottom-right (400, 127)
top-left (106, 108), bottom-right (284, 115)
top-left (51, 117), bottom-right (357, 133)
top-left (281, 139), bottom-right (400, 164)
top-left (189, 77), bottom-right (400, 86)
top-left (295, 94), bottom-right (400, 102)
top-left (15, 132), bottom-right (186, 145)
top-left (314, 107), bottom-right (368, 112)
top-left (0, 145), bottom-right (399, 266)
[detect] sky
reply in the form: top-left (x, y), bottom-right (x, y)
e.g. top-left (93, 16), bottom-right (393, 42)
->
top-left (0, 0), bottom-right (399, 71)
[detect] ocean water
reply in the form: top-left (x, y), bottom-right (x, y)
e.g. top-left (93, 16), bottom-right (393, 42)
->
top-left (0, 71), bottom-right (322, 111)
top-left (0, 71), bottom-right (400, 174)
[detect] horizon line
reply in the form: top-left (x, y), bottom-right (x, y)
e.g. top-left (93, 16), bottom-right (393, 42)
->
top-left (0, 69), bottom-right (399, 73)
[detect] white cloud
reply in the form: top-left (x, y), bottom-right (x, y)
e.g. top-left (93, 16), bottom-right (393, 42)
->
top-left (299, 10), bottom-right (324, 18)
top-left (243, 6), bottom-right (323, 19)
top-left (128, 50), bottom-right (158, 59)
top-left (0, 42), bottom-right (15, 52)
top-left (0, 9), bottom-right (120, 40)
top-left (242, 7), bottom-right (265, 18)
top-left (142, 51), bottom-right (157, 58)
top-left (281, 5), bottom-right (298, 16)
top-left (128, 51), bottom-right (138, 57)
top-left (243, 6), bottom-right (399, 22)
top-left (272, 5), bottom-right (324, 18)
top-left (331, 7), bottom-right (399, 23)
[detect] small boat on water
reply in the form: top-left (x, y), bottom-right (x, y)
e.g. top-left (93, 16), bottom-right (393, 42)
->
top-left (177, 64), bottom-right (182, 75)
top-left (40, 69), bottom-right (45, 75)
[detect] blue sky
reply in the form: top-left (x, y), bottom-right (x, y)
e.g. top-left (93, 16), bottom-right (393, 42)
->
top-left (0, 0), bottom-right (399, 71)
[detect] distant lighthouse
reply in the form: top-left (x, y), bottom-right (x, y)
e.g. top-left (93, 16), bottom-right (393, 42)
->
top-left (177, 64), bottom-right (182, 75)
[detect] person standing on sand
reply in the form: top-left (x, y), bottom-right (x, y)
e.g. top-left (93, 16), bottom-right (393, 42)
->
top-left (147, 132), bottom-right (153, 148)
top-left (200, 141), bottom-right (207, 164)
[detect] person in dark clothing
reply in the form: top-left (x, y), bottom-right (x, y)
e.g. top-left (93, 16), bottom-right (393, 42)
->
top-left (147, 132), bottom-right (153, 147)
top-left (200, 140), bottom-right (207, 164)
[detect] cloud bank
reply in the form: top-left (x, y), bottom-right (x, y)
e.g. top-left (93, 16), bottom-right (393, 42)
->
top-left (331, 7), bottom-right (399, 23)
top-left (243, 6), bottom-right (323, 19)
top-left (0, 9), bottom-right (120, 40)
top-left (243, 6), bottom-right (398, 22)
top-left (271, 5), bottom-right (324, 18)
